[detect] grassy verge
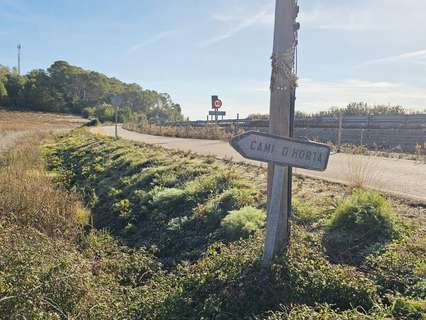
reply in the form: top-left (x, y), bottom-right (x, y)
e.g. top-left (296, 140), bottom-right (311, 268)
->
top-left (1, 129), bottom-right (424, 319)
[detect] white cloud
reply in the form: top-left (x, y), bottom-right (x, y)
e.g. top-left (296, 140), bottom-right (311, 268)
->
top-left (128, 30), bottom-right (176, 53)
top-left (199, 4), bottom-right (273, 47)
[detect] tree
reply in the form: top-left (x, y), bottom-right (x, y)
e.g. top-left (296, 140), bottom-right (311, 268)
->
top-left (4, 73), bottom-right (26, 108)
top-left (0, 60), bottom-right (184, 121)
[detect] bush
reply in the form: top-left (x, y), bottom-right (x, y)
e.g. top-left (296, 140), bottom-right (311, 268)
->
top-left (81, 106), bottom-right (96, 119)
top-left (221, 206), bottom-right (265, 240)
top-left (292, 198), bottom-right (323, 226)
top-left (391, 297), bottom-right (426, 319)
top-left (325, 189), bottom-right (402, 264)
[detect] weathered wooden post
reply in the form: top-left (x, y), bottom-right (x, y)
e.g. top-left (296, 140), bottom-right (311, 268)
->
top-left (230, 132), bottom-right (330, 267)
top-left (230, 0), bottom-right (311, 268)
top-left (265, 0), bottom-right (299, 266)
top-left (111, 96), bottom-right (123, 140)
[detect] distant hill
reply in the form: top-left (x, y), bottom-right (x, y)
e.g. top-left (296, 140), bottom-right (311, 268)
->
top-left (0, 61), bottom-right (183, 122)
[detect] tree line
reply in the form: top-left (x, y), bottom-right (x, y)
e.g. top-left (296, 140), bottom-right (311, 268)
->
top-left (0, 61), bottom-right (183, 122)
top-left (247, 102), bottom-right (425, 120)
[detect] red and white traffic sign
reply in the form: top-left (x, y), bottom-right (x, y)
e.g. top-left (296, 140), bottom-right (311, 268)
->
top-left (213, 99), bottom-right (222, 109)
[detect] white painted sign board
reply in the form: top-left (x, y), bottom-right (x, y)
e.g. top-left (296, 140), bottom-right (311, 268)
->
top-left (230, 131), bottom-right (330, 171)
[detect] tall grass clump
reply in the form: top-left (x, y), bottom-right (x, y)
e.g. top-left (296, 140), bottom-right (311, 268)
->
top-left (221, 206), bottom-right (265, 240)
top-left (325, 189), bottom-right (402, 264)
top-left (0, 133), bottom-right (87, 239)
top-left (345, 155), bottom-right (380, 189)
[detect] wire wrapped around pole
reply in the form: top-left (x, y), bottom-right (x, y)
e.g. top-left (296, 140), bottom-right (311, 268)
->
top-left (270, 47), bottom-right (298, 93)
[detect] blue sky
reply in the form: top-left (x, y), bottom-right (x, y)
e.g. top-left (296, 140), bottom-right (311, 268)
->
top-left (1, 0), bottom-right (425, 119)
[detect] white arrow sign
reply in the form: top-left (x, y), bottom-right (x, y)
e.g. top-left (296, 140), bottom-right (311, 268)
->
top-left (230, 131), bottom-right (330, 171)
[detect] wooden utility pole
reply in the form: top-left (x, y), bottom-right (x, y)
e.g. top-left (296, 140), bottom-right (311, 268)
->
top-left (264, 0), bottom-right (299, 267)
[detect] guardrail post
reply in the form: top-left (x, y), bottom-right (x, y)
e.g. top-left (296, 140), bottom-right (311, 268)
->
top-left (337, 112), bottom-right (343, 152)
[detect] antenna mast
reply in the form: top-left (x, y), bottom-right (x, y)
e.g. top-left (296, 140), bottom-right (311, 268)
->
top-left (17, 44), bottom-right (22, 75)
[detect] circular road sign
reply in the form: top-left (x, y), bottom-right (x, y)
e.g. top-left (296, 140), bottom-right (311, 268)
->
top-left (213, 99), bottom-right (223, 109)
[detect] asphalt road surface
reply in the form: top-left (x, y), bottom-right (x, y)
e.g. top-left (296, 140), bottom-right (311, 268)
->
top-left (92, 126), bottom-right (426, 203)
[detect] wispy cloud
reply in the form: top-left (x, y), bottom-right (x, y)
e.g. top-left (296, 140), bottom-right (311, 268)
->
top-left (199, 4), bottom-right (273, 47)
top-left (362, 49), bottom-right (426, 66)
top-left (128, 30), bottom-right (177, 53)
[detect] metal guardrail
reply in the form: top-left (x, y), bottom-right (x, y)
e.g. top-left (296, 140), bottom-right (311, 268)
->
top-left (165, 114), bottom-right (426, 130)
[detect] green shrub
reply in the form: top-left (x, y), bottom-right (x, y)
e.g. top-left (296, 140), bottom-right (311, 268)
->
top-left (261, 304), bottom-right (390, 319)
top-left (292, 198), bottom-right (323, 226)
top-left (150, 188), bottom-right (188, 213)
top-left (391, 297), bottom-right (426, 319)
top-left (221, 206), bottom-right (265, 240)
top-left (325, 189), bottom-right (402, 264)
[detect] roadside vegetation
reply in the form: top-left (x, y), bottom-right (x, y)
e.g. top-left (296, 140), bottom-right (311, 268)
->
top-left (123, 121), bottom-right (244, 141)
top-left (0, 129), bottom-right (424, 319)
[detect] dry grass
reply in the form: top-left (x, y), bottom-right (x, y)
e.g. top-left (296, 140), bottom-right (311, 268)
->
top-left (123, 123), bottom-right (244, 141)
top-left (0, 133), bottom-right (88, 239)
top-left (0, 109), bottom-right (86, 133)
top-left (345, 154), bottom-right (381, 189)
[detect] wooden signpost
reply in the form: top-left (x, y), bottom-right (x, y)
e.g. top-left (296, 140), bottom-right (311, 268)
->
top-left (230, 0), bottom-right (311, 267)
top-left (230, 132), bottom-right (330, 266)
top-left (231, 131), bottom-right (330, 172)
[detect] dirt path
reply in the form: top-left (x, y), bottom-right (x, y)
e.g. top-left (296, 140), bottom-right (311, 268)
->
top-left (92, 126), bottom-right (426, 203)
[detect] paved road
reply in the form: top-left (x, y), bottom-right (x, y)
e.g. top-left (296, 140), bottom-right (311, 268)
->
top-left (92, 126), bottom-right (426, 203)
